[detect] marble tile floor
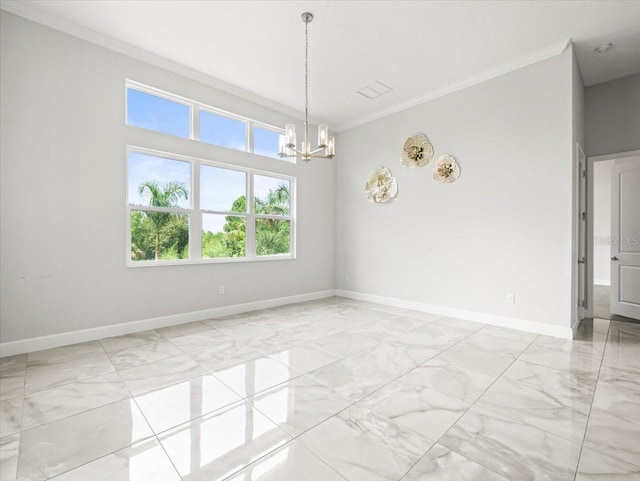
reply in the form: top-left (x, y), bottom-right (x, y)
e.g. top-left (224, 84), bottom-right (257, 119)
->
top-left (0, 298), bottom-right (639, 481)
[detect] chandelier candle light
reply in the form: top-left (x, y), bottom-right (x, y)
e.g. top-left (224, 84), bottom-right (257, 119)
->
top-left (279, 12), bottom-right (335, 162)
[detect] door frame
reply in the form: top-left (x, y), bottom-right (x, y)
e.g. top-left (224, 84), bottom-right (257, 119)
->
top-left (585, 149), bottom-right (640, 319)
top-left (576, 144), bottom-right (586, 323)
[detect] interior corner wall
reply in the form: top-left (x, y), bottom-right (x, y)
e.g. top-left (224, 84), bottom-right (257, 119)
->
top-left (0, 11), bottom-right (336, 344)
top-left (586, 73), bottom-right (640, 157)
top-left (336, 49), bottom-right (575, 332)
top-left (570, 45), bottom-right (586, 328)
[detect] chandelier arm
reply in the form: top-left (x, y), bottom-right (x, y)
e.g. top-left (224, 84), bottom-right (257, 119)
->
top-left (278, 153), bottom-right (333, 160)
top-left (309, 146), bottom-right (327, 155)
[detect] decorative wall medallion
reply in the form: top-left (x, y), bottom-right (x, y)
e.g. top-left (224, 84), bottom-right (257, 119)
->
top-left (365, 166), bottom-right (398, 203)
top-left (433, 155), bottom-right (460, 183)
top-left (401, 133), bottom-right (434, 168)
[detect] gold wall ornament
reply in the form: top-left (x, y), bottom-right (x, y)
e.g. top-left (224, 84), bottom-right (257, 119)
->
top-left (365, 166), bottom-right (398, 203)
top-left (401, 133), bottom-right (434, 168)
top-left (433, 155), bottom-right (460, 183)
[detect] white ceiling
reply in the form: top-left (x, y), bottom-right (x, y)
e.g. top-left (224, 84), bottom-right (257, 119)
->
top-left (2, 0), bottom-right (640, 130)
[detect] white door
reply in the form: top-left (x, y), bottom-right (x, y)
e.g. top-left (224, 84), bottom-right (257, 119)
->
top-left (610, 157), bottom-right (640, 320)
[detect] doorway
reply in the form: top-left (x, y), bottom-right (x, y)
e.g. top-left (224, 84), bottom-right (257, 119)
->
top-left (592, 159), bottom-right (615, 319)
top-left (586, 150), bottom-right (640, 323)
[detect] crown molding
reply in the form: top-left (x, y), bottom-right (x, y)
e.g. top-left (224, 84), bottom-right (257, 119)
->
top-left (335, 38), bottom-right (572, 132)
top-left (2, 1), bottom-right (571, 134)
top-left (0, 0), bottom-right (327, 126)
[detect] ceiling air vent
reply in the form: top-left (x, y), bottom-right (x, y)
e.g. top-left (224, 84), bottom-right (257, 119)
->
top-left (357, 81), bottom-right (393, 100)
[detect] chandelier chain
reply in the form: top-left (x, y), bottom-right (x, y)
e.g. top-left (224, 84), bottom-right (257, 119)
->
top-left (304, 18), bottom-right (309, 150)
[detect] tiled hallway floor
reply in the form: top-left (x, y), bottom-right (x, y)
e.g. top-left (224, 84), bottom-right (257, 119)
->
top-left (1, 297), bottom-right (639, 481)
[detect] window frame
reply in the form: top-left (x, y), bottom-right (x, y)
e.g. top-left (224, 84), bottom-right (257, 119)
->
top-left (125, 82), bottom-right (194, 139)
top-left (126, 80), bottom-right (291, 162)
top-left (126, 146), bottom-right (296, 267)
top-left (251, 122), bottom-right (286, 160)
top-left (253, 172), bottom-right (295, 257)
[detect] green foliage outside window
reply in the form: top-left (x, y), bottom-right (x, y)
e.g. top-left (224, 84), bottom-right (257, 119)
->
top-left (131, 180), bottom-right (290, 261)
top-left (202, 196), bottom-right (247, 259)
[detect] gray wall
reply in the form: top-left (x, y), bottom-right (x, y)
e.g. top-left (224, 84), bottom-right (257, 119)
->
top-left (336, 49), bottom-right (575, 330)
top-left (0, 12), bottom-right (336, 342)
top-left (586, 73), bottom-right (640, 157)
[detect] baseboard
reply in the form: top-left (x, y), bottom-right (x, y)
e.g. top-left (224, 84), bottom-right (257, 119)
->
top-left (571, 315), bottom-right (583, 337)
top-left (0, 289), bottom-right (336, 357)
top-left (593, 279), bottom-right (610, 286)
top-left (336, 289), bottom-right (573, 339)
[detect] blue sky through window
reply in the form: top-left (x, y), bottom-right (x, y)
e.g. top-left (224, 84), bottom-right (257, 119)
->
top-left (253, 126), bottom-right (280, 159)
top-left (200, 165), bottom-right (246, 212)
top-left (128, 152), bottom-right (191, 208)
top-left (127, 89), bottom-right (190, 138)
top-left (200, 111), bottom-right (246, 151)
top-left (203, 213), bottom-right (236, 235)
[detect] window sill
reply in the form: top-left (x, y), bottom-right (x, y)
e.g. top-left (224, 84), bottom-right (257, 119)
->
top-left (126, 254), bottom-right (295, 268)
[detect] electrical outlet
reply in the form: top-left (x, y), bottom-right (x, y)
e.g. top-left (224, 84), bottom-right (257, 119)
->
top-left (219, 285), bottom-right (225, 295)
top-left (344, 274), bottom-right (350, 281)
top-left (506, 293), bottom-right (515, 304)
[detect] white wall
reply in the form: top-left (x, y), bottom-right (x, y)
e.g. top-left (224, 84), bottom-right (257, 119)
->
top-left (336, 49), bottom-right (575, 334)
top-left (593, 160), bottom-right (615, 285)
top-left (571, 46), bottom-right (586, 327)
top-left (586, 73), bottom-right (640, 157)
top-left (0, 12), bottom-right (336, 344)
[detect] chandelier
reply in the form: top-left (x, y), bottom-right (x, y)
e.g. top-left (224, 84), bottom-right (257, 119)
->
top-left (279, 12), bottom-right (335, 162)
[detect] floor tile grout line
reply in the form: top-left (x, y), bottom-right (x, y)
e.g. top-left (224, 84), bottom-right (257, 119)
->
top-left (393, 333), bottom-right (541, 481)
top-left (3, 303), bottom-right (346, 478)
top-left (21, 351), bottom-right (118, 397)
top-left (130, 391), bottom-right (185, 481)
top-left (288, 321), bottom-right (491, 481)
top-left (572, 322), bottom-right (615, 481)
top-left (467, 329), bottom-right (606, 446)
top-left (23, 352), bottom-right (204, 419)
top-left (157, 397), bottom-right (296, 481)
top-left (2, 314), bottom-right (502, 465)
top-left (99, 329), bottom-right (164, 353)
top-left (15, 396), bottom-right (156, 481)
top-left (15, 370), bottom-right (134, 436)
top-left (234, 317), bottom-right (454, 476)
top-left (7, 302), bottom-right (636, 481)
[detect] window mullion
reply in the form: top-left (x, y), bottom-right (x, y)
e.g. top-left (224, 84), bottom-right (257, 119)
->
top-left (246, 172), bottom-right (256, 259)
top-left (192, 105), bottom-right (200, 141)
top-left (192, 160), bottom-right (201, 261)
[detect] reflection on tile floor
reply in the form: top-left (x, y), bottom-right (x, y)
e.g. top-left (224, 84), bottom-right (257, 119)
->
top-left (0, 297), bottom-right (638, 480)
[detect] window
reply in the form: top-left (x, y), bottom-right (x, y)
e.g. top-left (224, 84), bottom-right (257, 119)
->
top-left (125, 81), bottom-right (297, 266)
top-left (201, 166), bottom-right (247, 259)
top-left (126, 81), bottom-right (290, 162)
top-left (126, 88), bottom-right (190, 138)
top-left (252, 125), bottom-right (281, 159)
top-left (128, 152), bottom-right (191, 262)
top-left (254, 174), bottom-right (292, 256)
top-left (127, 148), bottom-right (295, 265)
top-left (200, 110), bottom-right (247, 151)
